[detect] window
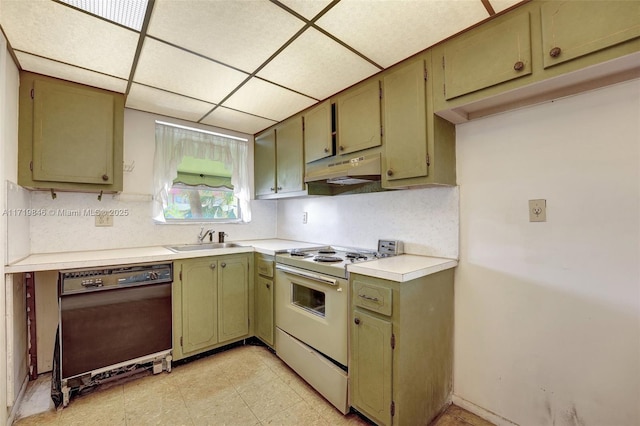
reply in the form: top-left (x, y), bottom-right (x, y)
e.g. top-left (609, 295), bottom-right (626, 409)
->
top-left (152, 121), bottom-right (251, 223)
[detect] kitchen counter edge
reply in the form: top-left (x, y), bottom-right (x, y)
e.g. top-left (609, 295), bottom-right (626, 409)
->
top-left (347, 254), bottom-right (458, 282)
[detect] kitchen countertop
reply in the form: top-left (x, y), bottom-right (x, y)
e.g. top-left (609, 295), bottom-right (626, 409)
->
top-left (4, 239), bottom-right (324, 273)
top-left (5, 240), bottom-right (456, 280)
top-left (347, 255), bottom-right (458, 282)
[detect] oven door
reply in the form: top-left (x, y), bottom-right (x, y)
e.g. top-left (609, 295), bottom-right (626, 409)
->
top-left (275, 265), bottom-right (348, 366)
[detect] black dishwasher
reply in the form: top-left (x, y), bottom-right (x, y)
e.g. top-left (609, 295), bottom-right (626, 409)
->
top-left (56, 262), bottom-right (173, 406)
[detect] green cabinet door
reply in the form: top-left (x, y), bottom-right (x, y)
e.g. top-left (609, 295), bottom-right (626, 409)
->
top-left (18, 72), bottom-right (123, 192)
top-left (275, 117), bottom-right (305, 194)
top-left (304, 100), bottom-right (333, 163)
top-left (254, 129), bottom-right (276, 197)
top-left (351, 309), bottom-right (393, 426)
top-left (180, 258), bottom-right (218, 355)
top-left (255, 276), bottom-right (274, 346)
top-left (541, 1), bottom-right (640, 69)
top-left (336, 79), bottom-right (382, 155)
top-left (382, 58), bottom-right (428, 181)
top-left (218, 256), bottom-right (249, 343)
top-left (443, 11), bottom-right (532, 100)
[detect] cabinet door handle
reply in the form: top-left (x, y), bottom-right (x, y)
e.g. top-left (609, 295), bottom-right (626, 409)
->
top-left (221, 262), bottom-right (226, 268)
top-left (354, 318), bottom-right (361, 325)
top-left (324, 147), bottom-right (329, 153)
top-left (549, 47), bottom-right (562, 58)
top-left (513, 61), bottom-right (524, 72)
top-left (386, 169), bottom-right (394, 177)
top-left (102, 174), bottom-right (109, 181)
top-left (270, 187), bottom-right (275, 191)
top-left (210, 264), bottom-right (216, 269)
top-left (339, 145), bottom-right (345, 151)
top-left (277, 186), bottom-right (283, 191)
top-left (358, 294), bottom-right (380, 302)
top-left (266, 283), bottom-right (271, 289)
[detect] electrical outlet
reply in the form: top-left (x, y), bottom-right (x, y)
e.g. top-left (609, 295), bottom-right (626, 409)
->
top-left (529, 199), bottom-right (547, 222)
top-left (302, 212), bottom-right (308, 224)
top-left (95, 212), bottom-right (114, 227)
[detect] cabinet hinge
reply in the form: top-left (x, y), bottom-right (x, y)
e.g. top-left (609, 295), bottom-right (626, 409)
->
top-left (379, 86), bottom-right (383, 99)
top-left (180, 336), bottom-right (183, 346)
top-left (426, 153), bottom-right (430, 167)
top-left (179, 270), bottom-right (182, 281)
top-left (391, 401), bottom-right (395, 417)
top-left (380, 125), bottom-right (383, 137)
top-left (30, 88), bottom-right (35, 99)
top-left (442, 56), bottom-right (445, 69)
top-left (29, 161), bottom-right (33, 171)
top-left (391, 333), bottom-right (396, 349)
top-left (424, 68), bottom-right (428, 81)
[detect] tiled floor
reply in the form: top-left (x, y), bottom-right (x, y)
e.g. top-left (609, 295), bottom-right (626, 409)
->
top-left (13, 343), bottom-right (492, 426)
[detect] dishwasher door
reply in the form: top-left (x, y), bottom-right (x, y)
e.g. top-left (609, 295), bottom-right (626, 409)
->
top-left (60, 282), bottom-right (172, 379)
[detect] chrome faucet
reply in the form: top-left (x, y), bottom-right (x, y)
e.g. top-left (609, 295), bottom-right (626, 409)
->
top-left (198, 227), bottom-right (214, 243)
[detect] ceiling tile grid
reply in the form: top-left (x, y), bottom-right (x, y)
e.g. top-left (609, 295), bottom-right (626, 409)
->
top-left (0, 0), bottom-right (526, 136)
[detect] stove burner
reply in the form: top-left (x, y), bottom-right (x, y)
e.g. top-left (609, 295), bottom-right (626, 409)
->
top-left (313, 256), bottom-right (343, 263)
top-left (317, 249), bottom-right (337, 255)
top-left (345, 252), bottom-right (367, 259)
top-left (290, 250), bottom-right (312, 258)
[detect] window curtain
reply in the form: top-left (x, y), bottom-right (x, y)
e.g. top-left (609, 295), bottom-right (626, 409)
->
top-left (153, 122), bottom-right (251, 222)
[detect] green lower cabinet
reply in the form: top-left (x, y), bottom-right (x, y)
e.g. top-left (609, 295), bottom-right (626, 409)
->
top-left (349, 270), bottom-right (454, 425)
top-left (351, 309), bottom-right (393, 426)
top-left (173, 254), bottom-right (251, 361)
top-left (254, 253), bottom-right (275, 347)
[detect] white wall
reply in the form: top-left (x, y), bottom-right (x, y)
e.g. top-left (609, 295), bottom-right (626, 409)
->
top-left (28, 109), bottom-right (278, 254)
top-left (277, 186), bottom-right (459, 258)
top-left (454, 80), bottom-right (640, 426)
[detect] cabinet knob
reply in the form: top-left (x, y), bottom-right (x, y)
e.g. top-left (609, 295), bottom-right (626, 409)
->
top-left (102, 174), bottom-right (109, 181)
top-left (513, 61), bottom-right (524, 72)
top-left (277, 186), bottom-right (283, 191)
top-left (354, 318), bottom-right (360, 325)
top-left (324, 147), bottom-right (329, 153)
top-left (266, 283), bottom-right (271, 289)
top-left (210, 264), bottom-right (216, 269)
top-left (339, 145), bottom-right (345, 151)
top-left (549, 47), bottom-right (562, 58)
top-left (270, 187), bottom-right (275, 191)
top-left (386, 169), bottom-right (394, 177)
top-left (221, 262), bottom-right (226, 268)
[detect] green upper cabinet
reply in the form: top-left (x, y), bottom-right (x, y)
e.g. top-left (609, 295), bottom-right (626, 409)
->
top-left (381, 54), bottom-right (456, 189)
top-left (18, 72), bottom-right (124, 192)
top-left (336, 79), bottom-right (381, 155)
top-left (275, 116), bottom-right (305, 194)
top-left (442, 11), bottom-right (532, 100)
top-left (303, 100), bottom-right (333, 163)
top-left (540, 1), bottom-right (640, 69)
top-left (254, 116), bottom-right (306, 199)
top-left (254, 129), bottom-right (276, 197)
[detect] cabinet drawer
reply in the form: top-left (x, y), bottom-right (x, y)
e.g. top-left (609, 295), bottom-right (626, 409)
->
top-left (257, 258), bottom-right (274, 278)
top-left (353, 280), bottom-right (392, 316)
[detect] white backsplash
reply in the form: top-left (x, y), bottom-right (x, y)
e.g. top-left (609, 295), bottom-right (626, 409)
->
top-left (28, 191), bottom-right (277, 254)
top-left (5, 181), bottom-right (30, 263)
top-left (277, 186), bottom-right (459, 259)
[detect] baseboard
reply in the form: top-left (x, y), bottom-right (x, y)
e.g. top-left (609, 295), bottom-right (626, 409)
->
top-left (452, 394), bottom-right (519, 426)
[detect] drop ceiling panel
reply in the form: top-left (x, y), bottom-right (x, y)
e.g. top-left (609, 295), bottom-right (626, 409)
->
top-left (278, 0), bottom-right (334, 20)
top-left (134, 38), bottom-right (248, 104)
top-left (15, 52), bottom-right (128, 93)
top-left (126, 83), bottom-right (216, 123)
top-left (223, 78), bottom-right (317, 122)
top-left (257, 27), bottom-right (380, 100)
top-left (147, 0), bottom-right (306, 73)
top-left (201, 107), bottom-right (278, 135)
top-left (316, 0), bottom-right (490, 68)
top-left (0, 0), bottom-right (138, 78)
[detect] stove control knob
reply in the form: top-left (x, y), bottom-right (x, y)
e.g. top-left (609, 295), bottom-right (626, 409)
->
top-left (354, 317), bottom-right (361, 325)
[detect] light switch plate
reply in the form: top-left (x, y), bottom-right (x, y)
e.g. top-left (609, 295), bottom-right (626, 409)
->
top-left (95, 212), bottom-right (113, 227)
top-left (529, 199), bottom-right (547, 222)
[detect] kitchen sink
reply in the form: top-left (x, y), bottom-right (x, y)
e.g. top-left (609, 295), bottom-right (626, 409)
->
top-left (166, 243), bottom-right (246, 252)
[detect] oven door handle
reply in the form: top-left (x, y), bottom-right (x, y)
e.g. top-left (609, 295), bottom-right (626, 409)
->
top-left (276, 265), bottom-right (338, 286)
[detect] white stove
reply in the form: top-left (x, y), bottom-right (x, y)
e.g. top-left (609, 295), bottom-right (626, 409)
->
top-left (275, 246), bottom-right (380, 279)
